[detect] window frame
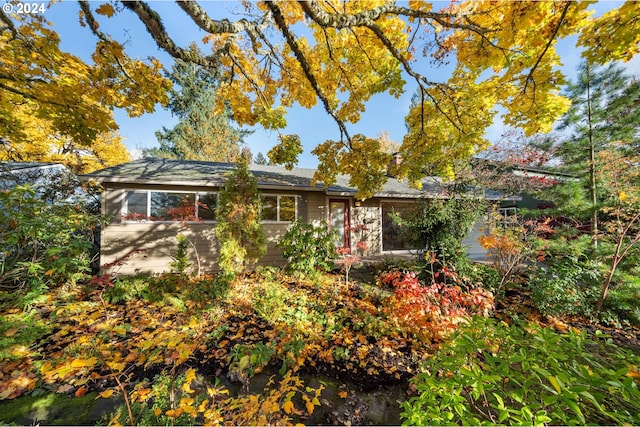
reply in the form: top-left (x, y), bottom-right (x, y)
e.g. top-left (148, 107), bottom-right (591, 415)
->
top-left (261, 194), bottom-right (298, 223)
top-left (122, 190), bottom-right (218, 223)
top-left (380, 200), bottom-right (421, 253)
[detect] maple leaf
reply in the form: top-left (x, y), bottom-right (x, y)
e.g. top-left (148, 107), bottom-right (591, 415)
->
top-left (95, 3), bottom-right (115, 18)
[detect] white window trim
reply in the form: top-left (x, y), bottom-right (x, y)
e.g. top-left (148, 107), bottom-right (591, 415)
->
top-left (261, 194), bottom-right (298, 223)
top-left (122, 190), bottom-right (218, 223)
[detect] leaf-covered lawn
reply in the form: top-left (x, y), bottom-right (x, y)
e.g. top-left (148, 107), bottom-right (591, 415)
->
top-left (0, 270), bottom-right (456, 424)
top-left (2, 269), bottom-right (639, 425)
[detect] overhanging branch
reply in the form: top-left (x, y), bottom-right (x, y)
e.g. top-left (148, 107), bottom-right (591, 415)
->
top-left (121, 1), bottom-right (222, 70)
top-left (265, 1), bottom-right (351, 143)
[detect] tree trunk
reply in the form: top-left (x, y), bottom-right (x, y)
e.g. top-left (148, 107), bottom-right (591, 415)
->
top-left (585, 63), bottom-right (599, 249)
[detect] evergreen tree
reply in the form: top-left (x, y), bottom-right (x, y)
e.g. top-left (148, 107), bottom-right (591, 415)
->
top-left (145, 45), bottom-right (250, 162)
top-left (214, 160), bottom-right (266, 277)
top-left (554, 61), bottom-right (640, 247)
top-left (254, 152), bottom-right (268, 165)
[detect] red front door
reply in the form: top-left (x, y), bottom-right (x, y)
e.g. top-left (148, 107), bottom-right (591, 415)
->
top-left (329, 199), bottom-right (350, 251)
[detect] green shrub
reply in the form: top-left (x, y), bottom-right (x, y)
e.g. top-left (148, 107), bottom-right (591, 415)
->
top-left (467, 262), bottom-right (501, 293)
top-left (530, 257), bottom-right (601, 317)
top-left (0, 185), bottom-right (101, 303)
top-left (252, 280), bottom-right (289, 324)
top-left (169, 233), bottom-right (192, 275)
top-left (215, 161), bottom-right (266, 277)
top-left (601, 275), bottom-right (640, 326)
top-left (185, 274), bottom-right (230, 302)
top-left (277, 219), bottom-right (337, 276)
top-left (103, 277), bottom-right (154, 303)
top-left (391, 198), bottom-right (482, 264)
top-left (402, 316), bottom-right (640, 426)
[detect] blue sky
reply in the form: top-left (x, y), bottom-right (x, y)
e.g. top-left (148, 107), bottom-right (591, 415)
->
top-left (41, 1), bottom-right (637, 168)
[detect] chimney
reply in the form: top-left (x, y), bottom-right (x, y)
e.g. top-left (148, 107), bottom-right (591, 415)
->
top-left (387, 152), bottom-right (402, 177)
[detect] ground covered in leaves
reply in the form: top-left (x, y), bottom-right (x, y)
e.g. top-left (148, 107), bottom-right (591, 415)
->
top-left (1, 267), bottom-right (639, 425)
top-left (0, 269), bottom-right (438, 425)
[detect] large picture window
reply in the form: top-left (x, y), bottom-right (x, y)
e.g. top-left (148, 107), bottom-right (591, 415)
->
top-left (123, 190), bottom-right (217, 222)
top-left (261, 195), bottom-right (297, 222)
top-left (381, 202), bottom-right (418, 251)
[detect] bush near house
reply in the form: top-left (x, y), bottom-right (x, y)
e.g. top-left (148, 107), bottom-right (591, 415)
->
top-left (277, 219), bottom-right (337, 277)
top-left (0, 184), bottom-right (101, 302)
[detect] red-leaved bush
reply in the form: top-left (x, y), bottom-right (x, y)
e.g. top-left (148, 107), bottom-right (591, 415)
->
top-left (381, 271), bottom-right (494, 342)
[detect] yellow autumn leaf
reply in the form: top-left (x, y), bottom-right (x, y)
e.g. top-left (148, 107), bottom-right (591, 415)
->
top-left (338, 390), bottom-right (348, 399)
top-left (71, 356), bottom-right (97, 369)
top-left (95, 4), bottom-right (115, 18)
top-left (112, 325), bottom-right (127, 336)
top-left (106, 361), bottom-right (126, 373)
top-left (547, 375), bottom-right (562, 394)
top-left (182, 368), bottom-right (197, 393)
top-left (619, 191), bottom-right (628, 202)
top-left (626, 366), bottom-right (640, 379)
top-left (282, 400), bottom-right (295, 414)
top-left (165, 408), bottom-right (184, 418)
top-left (99, 389), bottom-right (115, 398)
top-left (305, 400), bottom-right (315, 415)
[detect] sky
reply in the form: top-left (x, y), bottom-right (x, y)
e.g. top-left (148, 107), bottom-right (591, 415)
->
top-left (38, 1), bottom-right (639, 168)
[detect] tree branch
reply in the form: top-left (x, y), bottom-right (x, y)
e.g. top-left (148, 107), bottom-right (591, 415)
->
top-left (0, 8), bottom-right (17, 37)
top-left (176, 1), bottom-right (253, 34)
top-left (78, 1), bottom-right (139, 82)
top-left (524, 1), bottom-right (572, 92)
top-left (120, 1), bottom-right (222, 70)
top-left (364, 22), bottom-right (464, 135)
top-left (0, 79), bottom-right (72, 109)
top-left (265, 1), bottom-right (351, 143)
top-left (298, 0), bottom-right (488, 34)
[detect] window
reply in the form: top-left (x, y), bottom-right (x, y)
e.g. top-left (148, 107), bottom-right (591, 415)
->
top-left (262, 196), bottom-right (278, 221)
top-left (261, 195), bottom-right (297, 222)
top-left (381, 202), bottom-right (419, 251)
top-left (150, 192), bottom-right (195, 221)
top-left (497, 206), bottom-right (518, 227)
top-left (123, 190), bottom-right (217, 222)
top-left (498, 207), bottom-right (517, 220)
top-left (125, 191), bottom-right (148, 219)
top-left (197, 193), bottom-right (218, 221)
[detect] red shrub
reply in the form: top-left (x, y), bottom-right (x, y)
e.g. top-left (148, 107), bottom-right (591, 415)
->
top-left (382, 271), bottom-right (493, 343)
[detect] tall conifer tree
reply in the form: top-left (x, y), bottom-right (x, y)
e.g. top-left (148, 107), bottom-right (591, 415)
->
top-left (555, 61), bottom-right (640, 247)
top-left (146, 45), bottom-right (249, 162)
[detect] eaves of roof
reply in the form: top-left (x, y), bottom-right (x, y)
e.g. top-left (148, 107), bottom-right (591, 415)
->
top-left (80, 158), bottom-right (516, 201)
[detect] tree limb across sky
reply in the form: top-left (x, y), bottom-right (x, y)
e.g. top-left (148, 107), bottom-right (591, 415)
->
top-left (1, 1), bottom-right (638, 197)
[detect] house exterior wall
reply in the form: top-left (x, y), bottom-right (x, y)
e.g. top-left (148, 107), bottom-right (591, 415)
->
top-left (98, 183), bottom-right (491, 275)
top-left (461, 218), bottom-right (488, 261)
top-left (99, 184), bottom-right (331, 275)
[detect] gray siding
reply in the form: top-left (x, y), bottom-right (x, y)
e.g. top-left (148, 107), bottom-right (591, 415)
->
top-left (462, 218), bottom-right (489, 261)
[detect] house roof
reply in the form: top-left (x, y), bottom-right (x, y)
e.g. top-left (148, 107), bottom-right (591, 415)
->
top-left (80, 158), bottom-right (509, 200)
top-left (0, 161), bottom-right (67, 174)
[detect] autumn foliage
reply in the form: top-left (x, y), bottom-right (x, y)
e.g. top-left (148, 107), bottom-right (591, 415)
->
top-left (382, 271), bottom-right (494, 343)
